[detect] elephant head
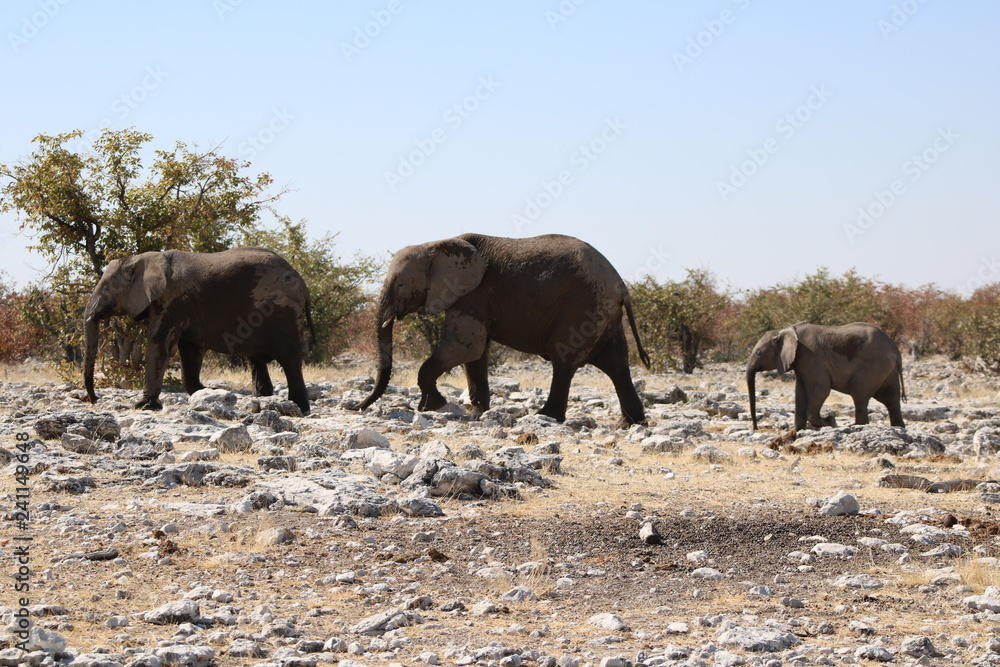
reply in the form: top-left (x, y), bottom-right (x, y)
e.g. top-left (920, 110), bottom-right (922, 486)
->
top-left (357, 237), bottom-right (487, 410)
top-left (83, 252), bottom-right (170, 403)
top-left (746, 326), bottom-right (798, 430)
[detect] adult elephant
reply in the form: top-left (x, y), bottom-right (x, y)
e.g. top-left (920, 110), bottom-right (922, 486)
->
top-left (746, 322), bottom-right (905, 431)
top-left (355, 233), bottom-right (651, 425)
top-left (83, 248), bottom-right (314, 413)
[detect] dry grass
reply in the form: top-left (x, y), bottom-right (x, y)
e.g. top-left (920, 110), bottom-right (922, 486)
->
top-left (11, 356), bottom-right (1000, 663)
top-left (956, 556), bottom-right (1000, 593)
top-left (0, 361), bottom-right (61, 383)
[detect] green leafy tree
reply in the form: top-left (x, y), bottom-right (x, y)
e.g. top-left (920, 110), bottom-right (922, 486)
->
top-left (241, 217), bottom-right (380, 361)
top-left (961, 284), bottom-right (1000, 367)
top-left (790, 268), bottom-right (886, 326)
top-left (629, 269), bottom-right (730, 373)
top-left (0, 128), bottom-right (283, 384)
top-left (735, 268), bottom-right (889, 356)
top-left (0, 274), bottom-right (47, 362)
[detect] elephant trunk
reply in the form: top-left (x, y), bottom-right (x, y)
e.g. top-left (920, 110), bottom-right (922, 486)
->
top-left (356, 297), bottom-right (395, 411)
top-left (83, 316), bottom-right (101, 403)
top-left (747, 367), bottom-right (758, 431)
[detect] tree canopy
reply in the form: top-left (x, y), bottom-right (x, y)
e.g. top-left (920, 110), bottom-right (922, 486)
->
top-left (0, 128), bottom-right (281, 277)
top-left (0, 128), bottom-right (375, 379)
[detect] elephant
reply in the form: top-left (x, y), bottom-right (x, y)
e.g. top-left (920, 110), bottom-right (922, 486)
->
top-left (355, 233), bottom-right (651, 425)
top-left (746, 322), bottom-right (905, 431)
top-left (83, 247), bottom-right (314, 413)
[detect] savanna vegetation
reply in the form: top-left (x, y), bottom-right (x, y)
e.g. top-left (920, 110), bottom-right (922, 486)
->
top-left (0, 129), bottom-right (379, 388)
top-left (628, 267), bottom-right (1000, 373)
top-left (2, 128), bottom-right (999, 387)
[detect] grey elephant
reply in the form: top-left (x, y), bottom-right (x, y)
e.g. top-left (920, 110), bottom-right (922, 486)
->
top-left (356, 233), bottom-right (651, 425)
top-left (83, 247), bottom-right (314, 413)
top-left (746, 322), bottom-right (905, 431)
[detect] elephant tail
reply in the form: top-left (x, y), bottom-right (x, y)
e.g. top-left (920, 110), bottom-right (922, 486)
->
top-left (624, 296), bottom-right (651, 370)
top-left (898, 361), bottom-right (907, 403)
top-left (304, 297), bottom-right (318, 353)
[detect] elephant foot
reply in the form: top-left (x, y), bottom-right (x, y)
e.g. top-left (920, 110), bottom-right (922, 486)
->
top-left (135, 397), bottom-right (163, 411)
top-left (418, 392), bottom-right (447, 412)
top-left (616, 415), bottom-right (648, 429)
top-left (536, 407), bottom-right (566, 423)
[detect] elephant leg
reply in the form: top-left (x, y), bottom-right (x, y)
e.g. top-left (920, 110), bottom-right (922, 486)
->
top-left (852, 395), bottom-right (871, 425)
top-left (137, 322), bottom-right (180, 411)
top-left (804, 377), bottom-right (835, 429)
top-left (538, 362), bottom-right (578, 423)
top-left (177, 339), bottom-right (206, 395)
top-left (463, 341), bottom-right (491, 415)
top-left (794, 377), bottom-right (809, 431)
top-left (874, 383), bottom-right (905, 427)
top-left (588, 332), bottom-right (645, 426)
top-left (250, 358), bottom-right (274, 397)
top-left (418, 312), bottom-right (487, 412)
top-left (277, 355), bottom-right (310, 415)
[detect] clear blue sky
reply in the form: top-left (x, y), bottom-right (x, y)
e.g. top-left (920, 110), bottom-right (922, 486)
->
top-left (2, 1), bottom-right (998, 294)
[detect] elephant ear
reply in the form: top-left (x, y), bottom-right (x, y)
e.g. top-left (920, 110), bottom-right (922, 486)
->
top-left (776, 326), bottom-right (799, 373)
top-left (422, 238), bottom-right (486, 316)
top-left (125, 253), bottom-right (170, 318)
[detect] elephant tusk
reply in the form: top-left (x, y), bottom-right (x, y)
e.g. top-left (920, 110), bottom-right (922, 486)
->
top-left (381, 318), bottom-right (394, 329)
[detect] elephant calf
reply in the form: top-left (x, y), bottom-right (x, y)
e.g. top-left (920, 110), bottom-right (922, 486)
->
top-left (356, 233), bottom-right (651, 425)
top-left (83, 247), bottom-right (315, 413)
top-left (746, 322), bottom-right (905, 431)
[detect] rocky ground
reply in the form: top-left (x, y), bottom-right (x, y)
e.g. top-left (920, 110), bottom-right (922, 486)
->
top-left (5, 357), bottom-right (1000, 667)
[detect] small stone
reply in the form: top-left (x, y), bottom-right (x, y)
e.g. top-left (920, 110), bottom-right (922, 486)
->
top-left (639, 521), bottom-right (661, 544)
top-left (717, 626), bottom-right (799, 652)
top-left (153, 645), bottom-right (216, 667)
top-left (819, 490), bottom-right (860, 516)
top-left (854, 645), bottom-right (894, 662)
top-left (899, 636), bottom-right (941, 658)
top-left (209, 424), bottom-right (251, 453)
top-left (811, 542), bottom-right (856, 558)
top-left (501, 586), bottom-right (537, 602)
top-left (691, 567), bottom-right (723, 580)
top-left (588, 613), bottom-right (627, 631)
top-left (25, 627), bottom-right (67, 652)
top-left (227, 639), bottom-right (264, 659)
top-left (470, 599), bottom-right (498, 615)
top-left (833, 574), bottom-right (884, 590)
top-left (143, 600), bottom-right (200, 625)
